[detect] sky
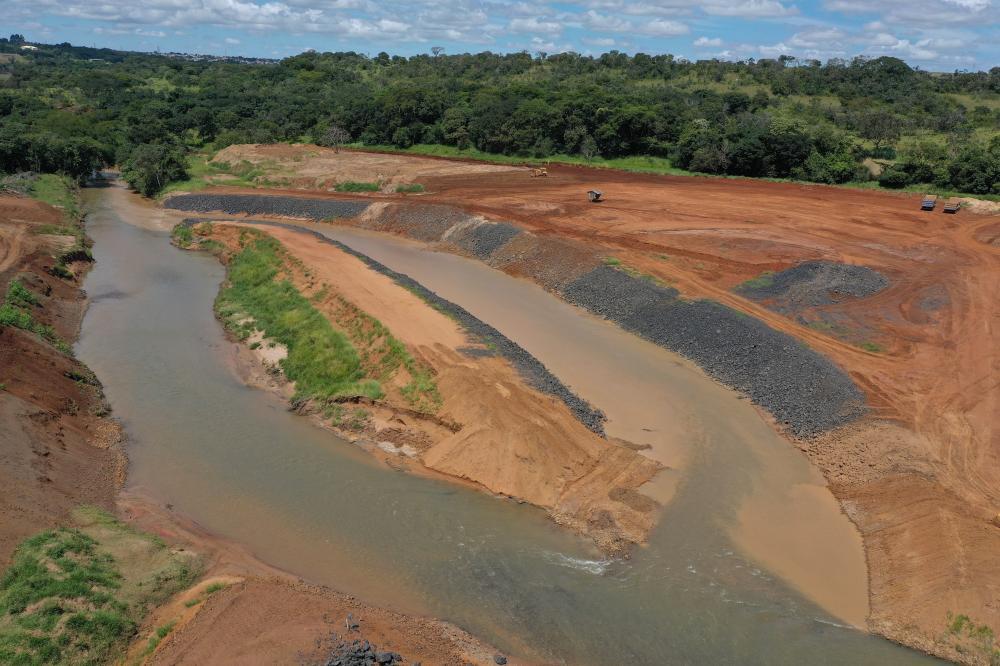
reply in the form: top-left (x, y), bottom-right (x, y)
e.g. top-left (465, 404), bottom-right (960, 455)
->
top-left (4, 0), bottom-right (998, 71)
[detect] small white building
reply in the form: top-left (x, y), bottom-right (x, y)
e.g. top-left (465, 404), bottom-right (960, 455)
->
top-left (19, 45), bottom-right (38, 51)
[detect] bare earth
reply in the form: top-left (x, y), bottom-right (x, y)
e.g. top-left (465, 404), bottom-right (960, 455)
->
top-left (0, 194), bottom-right (125, 565)
top-left (194, 144), bottom-right (1000, 661)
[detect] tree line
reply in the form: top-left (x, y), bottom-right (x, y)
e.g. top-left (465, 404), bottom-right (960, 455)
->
top-left (1, 37), bottom-right (997, 196)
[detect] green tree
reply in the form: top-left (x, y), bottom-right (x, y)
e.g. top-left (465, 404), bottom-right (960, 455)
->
top-left (121, 143), bottom-right (188, 196)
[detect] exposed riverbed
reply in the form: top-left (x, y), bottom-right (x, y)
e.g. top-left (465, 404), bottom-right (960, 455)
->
top-left (77, 183), bottom-right (935, 665)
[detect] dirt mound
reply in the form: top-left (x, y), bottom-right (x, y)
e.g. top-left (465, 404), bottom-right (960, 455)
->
top-left (165, 193), bottom-right (369, 220)
top-left (736, 260), bottom-right (890, 313)
top-left (211, 143), bottom-right (523, 189)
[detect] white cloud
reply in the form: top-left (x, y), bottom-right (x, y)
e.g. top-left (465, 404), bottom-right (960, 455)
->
top-left (787, 27), bottom-right (845, 49)
top-left (701, 0), bottom-right (798, 17)
top-left (694, 36), bottom-right (723, 47)
top-left (225, 36), bottom-right (241, 44)
top-left (508, 17), bottom-right (561, 35)
top-left (758, 41), bottom-right (791, 57)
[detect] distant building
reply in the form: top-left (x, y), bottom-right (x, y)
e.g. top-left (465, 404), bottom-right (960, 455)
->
top-left (19, 44), bottom-right (38, 51)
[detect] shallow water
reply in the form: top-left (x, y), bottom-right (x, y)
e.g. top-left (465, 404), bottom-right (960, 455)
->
top-left (77, 184), bottom-right (935, 665)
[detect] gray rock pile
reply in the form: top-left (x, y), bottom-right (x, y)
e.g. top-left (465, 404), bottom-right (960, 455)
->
top-left (736, 260), bottom-right (889, 315)
top-left (165, 194), bottom-right (369, 220)
top-left (561, 266), bottom-right (865, 436)
top-left (323, 639), bottom-right (402, 666)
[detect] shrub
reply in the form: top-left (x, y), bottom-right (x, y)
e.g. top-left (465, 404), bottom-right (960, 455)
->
top-left (334, 181), bottom-right (380, 192)
top-left (878, 165), bottom-right (912, 189)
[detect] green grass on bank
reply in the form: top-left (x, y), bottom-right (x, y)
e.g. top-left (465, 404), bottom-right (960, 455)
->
top-left (355, 143), bottom-right (689, 176)
top-left (29, 174), bottom-right (79, 221)
top-left (331, 295), bottom-right (441, 413)
top-left (0, 507), bottom-right (199, 666)
top-left (0, 278), bottom-right (72, 355)
top-left (24, 174), bottom-right (94, 277)
top-left (214, 230), bottom-right (382, 402)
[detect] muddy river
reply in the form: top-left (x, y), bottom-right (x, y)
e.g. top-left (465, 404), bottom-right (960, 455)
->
top-left (77, 183), bottom-right (933, 664)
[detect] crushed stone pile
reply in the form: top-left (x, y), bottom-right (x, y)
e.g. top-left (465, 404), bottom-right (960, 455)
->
top-left (736, 260), bottom-right (890, 315)
top-left (561, 266), bottom-right (865, 436)
top-left (165, 194), bottom-right (369, 220)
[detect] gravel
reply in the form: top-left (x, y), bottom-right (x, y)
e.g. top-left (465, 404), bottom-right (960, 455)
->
top-left (367, 204), bottom-right (473, 242)
top-left (562, 266), bottom-right (865, 436)
top-left (488, 233), bottom-right (603, 293)
top-left (323, 638), bottom-right (403, 666)
top-left (447, 221), bottom-right (522, 259)
top-left (165, 194), bottom-right (369, 220)
top-left (180, 218), bottom-right (606, 435)
top-left (736, 260), bottom-right (889, 314)
top-left (562, 265), bottom-right (680, 320)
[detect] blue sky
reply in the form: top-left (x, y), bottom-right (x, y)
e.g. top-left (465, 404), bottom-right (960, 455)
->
top-left (5, 0), bottom-right (998, 71)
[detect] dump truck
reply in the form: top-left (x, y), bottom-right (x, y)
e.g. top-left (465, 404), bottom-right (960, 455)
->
top-left (588, 189), bottom-right (603, 202)
top-left (921, 194), bottom-right (938, 211)
top-left (943, 197), bottom-right (961, 214)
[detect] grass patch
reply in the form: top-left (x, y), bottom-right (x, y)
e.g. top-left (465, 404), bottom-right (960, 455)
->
top-left (327, 294), bottom-right (441, 412)
top-left (736, 271), bottom-right (776, 291)
top-left (1, 280), bottom-right (72, 355)
top-left (945, 611), bottom-right (999, 663)
top-left (603, 257), bottom-right (622, 266)
top-left (859, 341), bottom-right (883, 353)
top-left (141, 620), bottom-right (177, 657)
top-left (158, 154), bottom-right (261, 198)
top-left (203, 582), bottom-right (226, 595)
top-left (394, 183), bottom-right (424, 193)
top-left (0, 507), bottom-right (199, 666)
top-left (32, 224), bottom-right (77, 237)
top-left (27, 175), bottom-right (92, 277)
top-left (172, 224), bottom-right (194, 248)
top-left (214, 231), bottom-right (382, 402)
top-left (29, 175), bottom-right (78, 221)
top-left (334, 181), bottom-right (380, 192)
top-left (357, 144), bottom-right (688, 176)
top-left (0, 528), bottom-right (132, 665)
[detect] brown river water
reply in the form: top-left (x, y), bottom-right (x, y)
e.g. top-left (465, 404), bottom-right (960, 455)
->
top-left (77, 182), bottom-right (936, 665)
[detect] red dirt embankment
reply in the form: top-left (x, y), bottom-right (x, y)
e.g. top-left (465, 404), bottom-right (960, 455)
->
top-left (0, 193), bottom-right (125, 565)
top-left (193, 144), bottom-right (1000, 662)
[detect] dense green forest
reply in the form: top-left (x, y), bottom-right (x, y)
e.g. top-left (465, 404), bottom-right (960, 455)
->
top-left (1, 35), bottom-right (998, 196)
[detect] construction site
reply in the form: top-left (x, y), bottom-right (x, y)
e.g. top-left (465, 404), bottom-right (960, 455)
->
top-left (161, 142), bottom-right (1000, 662)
